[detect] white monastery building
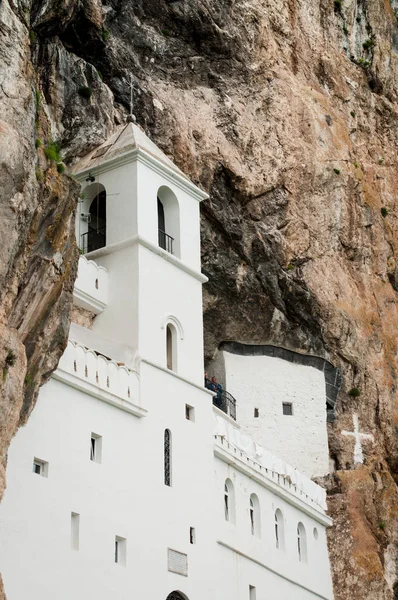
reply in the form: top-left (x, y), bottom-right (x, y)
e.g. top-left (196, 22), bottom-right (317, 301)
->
top-left (0, 123), bottom-right (335, 600)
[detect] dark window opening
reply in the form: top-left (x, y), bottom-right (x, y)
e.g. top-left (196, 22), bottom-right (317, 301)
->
top-left (164, 429), bottom-right (171, 486)
top-left (282, 402), bottom-right (293, 416)
top-left (82, 189), bottom-right (106, 253)
top-left (254, 408), bottom-right (259, 418)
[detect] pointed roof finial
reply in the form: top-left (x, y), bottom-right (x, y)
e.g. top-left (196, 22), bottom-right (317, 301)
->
top-left (127, 73), bottom-right (137, 123)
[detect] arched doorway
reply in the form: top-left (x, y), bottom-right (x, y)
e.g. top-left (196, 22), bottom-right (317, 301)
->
top-left (166, 593), bottom-right (188, 600)
top-left (81, 184), bottom-right (106, 253)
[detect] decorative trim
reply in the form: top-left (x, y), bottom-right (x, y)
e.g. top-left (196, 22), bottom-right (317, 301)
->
top-left (73, 147), bottom-right (208, 202)
top-left (141, 357), bottom-right (214, 396)
top-left (85, 234), bottom-right (208, 284)
top-left (73, 288), bottom-right (107, 315)
top-left (161, 315), bottom-right (184, 340)
top-left (214, 442), bottom-right (332, 526)
top-left (217, 541), bottom-right (332, 600)
top-left (52, 370), bottom-right (147, 418)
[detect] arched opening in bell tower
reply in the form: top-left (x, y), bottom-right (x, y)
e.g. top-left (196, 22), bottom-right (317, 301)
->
top-left (157, 186), bottom-right (180, 257)
top-left (80, 183), bottom-right (107, 254)
top-left (166, 323), bottom-right (178, 372)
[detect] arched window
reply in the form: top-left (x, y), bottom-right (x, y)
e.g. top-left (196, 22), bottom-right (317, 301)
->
top-left (79, 183), bottom-right (107, 253)
top-left (297, 522), bottom-right (307, 563)
top-left (88, 186), bottom-right (106, 252)
top-left (224, 478), bottom-right (235, 523)
top-left (166, 323), bottom-right (177, 371)
top-left (164, 429), bottom-right (172, 487)
top-left (157, 186), bottom-right (180, 257)
top-left (166, 593), bottom-right (189, 600)
top-left (275, 509), bottom-right (285, 550)
top-left (249, 494), bottom-right (261, 538)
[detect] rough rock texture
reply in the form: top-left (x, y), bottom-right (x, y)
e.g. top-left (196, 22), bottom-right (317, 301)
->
top-left (1, 0), bottom-right (398, 598)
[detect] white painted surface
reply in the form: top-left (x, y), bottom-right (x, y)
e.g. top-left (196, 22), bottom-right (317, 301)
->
top-left (0, 127), bottom-right (334, 600)
top-left (74, 256), bottom-right (108, 314)
top-left (341, 414), bottom-right (374, 464)
top-left (219, 351), bottom-right (330, 478)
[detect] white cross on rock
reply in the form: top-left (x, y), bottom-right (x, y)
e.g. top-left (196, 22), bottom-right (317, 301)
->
top-left (342, 414), bottom-right (374, 464)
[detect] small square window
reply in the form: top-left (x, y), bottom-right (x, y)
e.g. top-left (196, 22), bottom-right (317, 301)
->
top-left (189, 527), bottom-right (196, 544)
top-left (90, 433), bottom-right (102, 463)
top-left (115, 536), bottom-right (126, 566)
top-left (254, 408), bottom-right (259, 418)
top-left (282, 402), bottom-right (293, 416)
top-left (33, 458), bottom-right (48, 477)
top-left (185, 404), bottom-right (195, 421)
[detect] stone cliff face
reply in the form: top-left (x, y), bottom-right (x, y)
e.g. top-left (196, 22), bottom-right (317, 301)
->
top-left (1, 0), bottom-right (398, 598)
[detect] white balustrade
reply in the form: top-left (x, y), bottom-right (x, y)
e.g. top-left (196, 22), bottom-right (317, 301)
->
top-left (73, 256), bottom-right (108, 314)
top-left (57, 341), bottom-right (140, 407)
top-left (214, 435), bottom-right (326, 513)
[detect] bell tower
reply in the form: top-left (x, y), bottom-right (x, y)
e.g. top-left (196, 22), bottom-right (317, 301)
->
top-left (72, 123), bottom-right (208, 387)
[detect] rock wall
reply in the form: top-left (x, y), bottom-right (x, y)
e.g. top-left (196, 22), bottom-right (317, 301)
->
top-left (1, 0), bottom-right (398, 598)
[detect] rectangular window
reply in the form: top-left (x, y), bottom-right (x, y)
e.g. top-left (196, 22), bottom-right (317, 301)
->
top-left (185, 404), bottom-right (195, 421)
top-left (33, 458), bottom-right (48, 477)
top-left (71, 513), bottom-right (80, 550)
top-left (115, 536), bottom-right (126, 566)
top-left (90, 433), bottom-right (102, 463)
top-left (189, 527), bottom-right (196, 544)
top-left (254, 408), bottom-right (259, 418)
top-left (282, 402), bottom-right (293, 416)
top-left (249, 585), bottom-right (257, 600)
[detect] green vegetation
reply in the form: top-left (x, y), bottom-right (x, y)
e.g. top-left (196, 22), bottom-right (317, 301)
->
top-left (379, 157), bottom-right (384, 164)
top-left (5, 349), bottom-right (16, 367)
top-left (44, 141), bottom-right (61, 163)
top-left (343, 25), bottom-right (348, 35)
top-left (334, 0), bottom-right (342, 14)
top-left (357, 58), bottom-right (371, 68)
top-left (333, 168), bottom-right (341, 175)
top-left (378, 521), bottom-right (387, 530)
top-left (353, 161), bottom-right (359, 168)
top-left (102, 28), bottom-right (110, 42)
top-left (29, 30), bottom-right (35, 43)
top-left (57, 163), bottom-right (66, 174)
top-left (35, 169), bottom-right (43, 182)
top-left (35, 138), bottom-right (42, 149)
top-left (78, 86), bottom-right (93, 100)
top-left (363, 38), bottom-right (375, 50)
top-left (348, 387), bottom-right (361, 397)
top-left (162, 29), bottom-right (172, 36)
top-left (24, 373), bottom-right (34, 387)
top-left (381, 207), bottom-right (389, 218)
top-left (287, 263), bottom-right (295, 271)
top-left (350, 110), bottom-right (356, 118)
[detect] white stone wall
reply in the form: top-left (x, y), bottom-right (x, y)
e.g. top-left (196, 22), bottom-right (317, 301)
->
top-left (221, 351), bottom-right (330, 478)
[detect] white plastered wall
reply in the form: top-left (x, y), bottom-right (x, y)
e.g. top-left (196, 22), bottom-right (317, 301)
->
top-left (221, 351), bottom-right (330, 478)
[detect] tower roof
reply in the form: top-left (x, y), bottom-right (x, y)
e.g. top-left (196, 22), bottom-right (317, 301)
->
top-left (72, 123), bottom-right (188, 180)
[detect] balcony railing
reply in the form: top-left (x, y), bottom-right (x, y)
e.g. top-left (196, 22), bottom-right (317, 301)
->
top-left (206, 379), bottom-right (237, 420)
top-left (158, 229), bottom-right (174, 254)
top-left (81, 226), bottom-right (106, 254)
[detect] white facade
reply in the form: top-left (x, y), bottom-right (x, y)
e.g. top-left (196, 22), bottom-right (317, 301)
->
top-left (0, 123), bottom-right (334, 600)
top-left (210, 350), bottom-right (330, 478)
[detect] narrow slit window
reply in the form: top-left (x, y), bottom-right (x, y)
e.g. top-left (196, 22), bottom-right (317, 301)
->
top-left (254, 408), bottom-right (259, 418)
top-left (90, 433), bottom-right (102, 463)
top-left (33, 458), bottom-right (48, 477)
top-left (250, 497), bottom-right (255, 535)
top-left (224, 483), bottom-right (229, 521)
top-left (185, 404), bottom-right (195, 421)
top-left (71, 512), bottom-right (80, 550)
top-left (190, 527), bottom-right (196, 544)
top-left (115, 536), bottom-right (126, 566)
top-left (249, 585), bottom-right (257, 600)
top-left (282, 402), bottom-right (293, 416)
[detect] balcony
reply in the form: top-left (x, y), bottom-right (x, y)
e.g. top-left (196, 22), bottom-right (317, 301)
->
top-left (54, 340), bottom-right (146, 417)
top-left (81, 226), bottom-right (106, 254)
top-left (206, 378), bottom-right (237, 420)
top-left (73, 256), bottom-right (108, 314)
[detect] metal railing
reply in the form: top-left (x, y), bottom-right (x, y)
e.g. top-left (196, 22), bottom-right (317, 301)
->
top-left (81, 227), bottom-right (106, 254)
top-left (158, 229), bottom-right (174, 254)
top-left (206, 379), bottom-right (237, 420)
